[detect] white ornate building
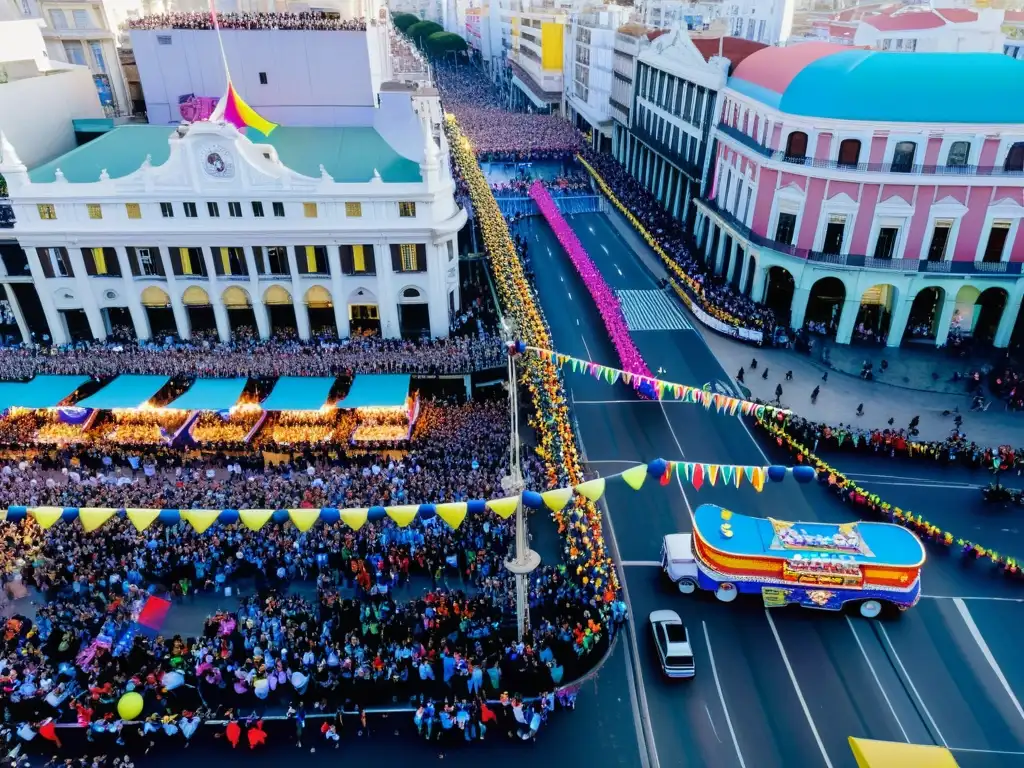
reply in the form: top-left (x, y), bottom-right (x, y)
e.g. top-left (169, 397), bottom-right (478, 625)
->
top-left (0, 102), bottom-right (467, 345)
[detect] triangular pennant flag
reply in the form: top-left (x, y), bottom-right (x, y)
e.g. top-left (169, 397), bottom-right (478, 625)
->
top-left (703, 393), bottom-right (714, 410)
top-left (660, 462), bottom-right (674, 486)
top-left (679, 462), bottom-right (693, 482)
top-left (487, 496), bottom-right (519, 519)
top-left (386, 505), bottom-right (420, 528)
top-left (80, 507), bottom-right (116, 533)
top-left (288, 508), bottom-right (320, 532)
top-left (126, 508), bottom-right (160, 532)
top-left (184, 509), bottom-right (220, 534)
top-left (752, 467), bottom-right (765, 492)
top-left (574, 477), bottom-right (606, 501)
top-left (743, 465), bottom-right (756, 484)
top-left (691, 463), bottom-right (705, 491)
top-left (541, 487), bottom-right (574, 512)
top-left (436, 502), bottom-right (468, 530)
top-left (339, 508), bottom-right (369, 531)
top-left (706, 463), bottom-right (720, 486)
top-left (621, 464), bottom-right (648, 491)
top-left (239, 509), bottom-right (274, 531)
top-left (721, 465), bottom-right (737, 487)
top-left (623, 372), bottom-right (633, 386)
top-left (30, 506), bottom-right (63, 530)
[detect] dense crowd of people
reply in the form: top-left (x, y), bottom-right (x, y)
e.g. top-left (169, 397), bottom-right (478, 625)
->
top-left (0, 335), bottom-right (504, 381)
top-left (434, 65), bottom-right (581, 159)
top-left (580, 150), bottom-right (778, 335)
top-left (0, 392), bottom-right (619, 763)
top-left (124, 11), bottom-right (366, 31)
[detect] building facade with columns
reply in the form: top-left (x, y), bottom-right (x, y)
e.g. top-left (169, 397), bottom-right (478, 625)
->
top-left (0, 107), bottom-right (467, 345)
top-left (695, 42), bottom-right (1024, 349)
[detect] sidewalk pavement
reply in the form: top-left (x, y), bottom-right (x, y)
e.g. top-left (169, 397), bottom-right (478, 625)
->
top-left (596, 204), bottom-right (1024, 446)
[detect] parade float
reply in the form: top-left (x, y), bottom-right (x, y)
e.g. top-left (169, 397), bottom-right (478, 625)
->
top-left (662, 504), bottom-right (925, 617)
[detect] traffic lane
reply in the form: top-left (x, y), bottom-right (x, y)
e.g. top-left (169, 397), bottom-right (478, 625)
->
top-left (815, 449), bottom-right (1020, 491)
top-left (625, 563), bottom-right (826, 768)
top-left (567, 212), bottom-right (657, 292)
top-left (878, 596), bottom-right (1024, 754)
top-left (957, 598), bottom-right (1024, 700)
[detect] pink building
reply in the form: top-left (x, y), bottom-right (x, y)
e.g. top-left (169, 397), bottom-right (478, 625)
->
top-left (694, 42), bottom-right (1024, 347)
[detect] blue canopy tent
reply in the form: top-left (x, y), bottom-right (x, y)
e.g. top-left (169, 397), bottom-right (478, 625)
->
top-left (166, 378), bottom-right (248, 411)
top-left (260, 377), bottom-right (337, 411)
top-left (336, 374), bottom-right (411, 409)
top-left (76, 375), bottom-right (171, 409)
top-left (0, 375), bottom-right (90, 411)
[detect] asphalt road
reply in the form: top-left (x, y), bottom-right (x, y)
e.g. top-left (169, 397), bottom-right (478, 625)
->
top-left (513, 210), bottom-right (1024, 768)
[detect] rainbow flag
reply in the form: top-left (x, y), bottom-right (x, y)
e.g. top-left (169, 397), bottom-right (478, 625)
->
top-left (219, 82), bottom-right (277, 137)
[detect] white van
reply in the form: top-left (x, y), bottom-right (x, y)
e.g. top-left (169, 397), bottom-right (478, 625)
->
top-left (661, 533), bottom-right (699, 594)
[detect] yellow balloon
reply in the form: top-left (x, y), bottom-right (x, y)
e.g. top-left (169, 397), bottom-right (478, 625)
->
top-left (117, 691), bottom-right (144, 720)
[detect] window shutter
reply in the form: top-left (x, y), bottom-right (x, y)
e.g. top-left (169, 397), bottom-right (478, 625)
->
top-left (339, 245), bottom-right (354, 274)
top-left (416, 244), bottom-right (427, 272)
top-left (106, 248), bottom-right (120, 276)
top-left (37, 248), bottom-right (54, 278)
top-left (126, 247), bottom-right (140, 277)
top-left (152, 247), bottom-right (166, 276)
top-left (81, 248), bottom-right (96, 276)
top-left (170, 248), bottom-right (183, 275)
top-left (252, 246), bottom-right (266, 275)
top-left (364, 245), bottom-right (376, 274)
top-left (59, 248), bottom-right (74, 277)
top-left (390, 244), bottom-right (401, 272)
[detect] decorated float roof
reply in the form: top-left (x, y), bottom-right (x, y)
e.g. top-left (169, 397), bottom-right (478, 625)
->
top-left (693, 504), bottom-right (925, 567)
top-left (728, 43), bottom-right (1024, 124)
top-left (28, 125), bottom-right (422, 184)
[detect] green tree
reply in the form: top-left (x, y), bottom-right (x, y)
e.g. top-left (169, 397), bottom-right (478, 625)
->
top-left (392, 13), bottom-right (419, 32)
top-left (407, 20), bottom-right (444, 47)
top-left (426, 31), bottom-right (469, 56)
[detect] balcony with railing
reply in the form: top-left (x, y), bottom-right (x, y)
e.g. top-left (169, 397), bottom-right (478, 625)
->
top-left (697, 197), bottom-right (1024, 277)
top-left (632, 122), bottom-right (702, 180)
top-left (716, 122), bottom-right (1024, 178)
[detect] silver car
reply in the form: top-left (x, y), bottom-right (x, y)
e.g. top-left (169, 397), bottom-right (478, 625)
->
top-left (649, 609), bottom-right (695, 679)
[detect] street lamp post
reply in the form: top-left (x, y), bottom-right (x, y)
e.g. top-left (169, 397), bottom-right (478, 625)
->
top-left (501, 324), bottom-right (541, 641)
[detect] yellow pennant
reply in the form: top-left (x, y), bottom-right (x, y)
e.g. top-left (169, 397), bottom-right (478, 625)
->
top-left (339, 507), bottom-right (368, 531)
top-left (79, 507), bottom-right (116, 533)
top-left (621, 464), bottom-right (648, 491)
top-left (487, 496), bottom-right (519, 519)
top-left (436, 502), bottom-right (468, 530)
top-left (184, 509), bottom-right (220, 534)
top-left (30, 506), bottom-right (63, 530)
top-left (288, 508), bottom-right (320, 532)
top-left (126, 508), bottom-right (160, 532)
top-left (573, 477), bottom-right (606, 501)
top-left (386, 505), bottom-right (419, 528)
top-left (540, 487), bottom-right (573, 512)
top-left (238, 509), bottom-right (274, 531)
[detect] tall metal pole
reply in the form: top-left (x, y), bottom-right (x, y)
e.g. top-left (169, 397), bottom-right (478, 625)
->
top-left (501, 327), bottom-right (540, 641)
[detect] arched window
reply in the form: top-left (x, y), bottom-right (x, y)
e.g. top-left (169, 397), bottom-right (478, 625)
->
top-left (891, 141), bottom-right (917, 173)
top-left (784, 131), bottom-right (808, 161)
top-left (1005, 142), bottom-right (1024, 173)
top-left (837, 139), bottom-right (861, 168)
top-left (402, 288), bottom-right (422, 299)
top-left (946, 141), bottom-right (970, 168)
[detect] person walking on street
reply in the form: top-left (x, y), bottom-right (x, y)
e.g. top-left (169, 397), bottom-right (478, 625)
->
top-left (811, 385), bottom-right (820, 404)
top-left (774, 384), bottom-right (783, 405)
top-left (737, 367), bottom-right (744, 383)
top-left (856, 403), bottom-right (864, 417)
top-left (762, 368), bottom-right (769, 380)
top-left (750, 358), bottom-right (758, 370)
top-left (822, 371), bottom-right (829, 383)
top-left (785, 370), bottom-right (793, 381)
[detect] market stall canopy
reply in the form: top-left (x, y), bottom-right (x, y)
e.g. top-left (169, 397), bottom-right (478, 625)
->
top-left (166, 377), bottom-right (248, 411)
top-left (0, 375), bottom-right (90, 411)
top-left (336, 374), bottom-right (411, 409)
top-left (260, 377), bottom-right (337, 411)
top-left (76, 375), bottom-right (171, 410)
top-left (849, 737), bottom-right (958, 767)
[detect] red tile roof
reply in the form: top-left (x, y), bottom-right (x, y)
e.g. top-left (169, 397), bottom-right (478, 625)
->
top-left (691, 36), bottom-right (768, 72)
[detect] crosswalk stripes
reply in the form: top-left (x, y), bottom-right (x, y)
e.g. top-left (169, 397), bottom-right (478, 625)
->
top-left (617, 289), bottom-right (693, 332)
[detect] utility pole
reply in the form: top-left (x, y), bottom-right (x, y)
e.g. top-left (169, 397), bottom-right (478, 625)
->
top-left (501, 322), bottom-right (540, 640)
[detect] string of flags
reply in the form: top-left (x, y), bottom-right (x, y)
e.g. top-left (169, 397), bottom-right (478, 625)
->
top-left (4, 459), bottom-right (813, 534)
top-left (515, 343), bottom-right (790, 416)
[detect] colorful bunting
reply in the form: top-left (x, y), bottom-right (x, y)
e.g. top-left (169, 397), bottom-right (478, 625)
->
top-left (621, 464), bottom-right (648, 491)
top-left (436, 502), bottom-right (468, 530)
top-left (386, 505), bottom-right (419, 528)
top-left (487, 496), bottom-right (519, 519)
top-left (239, 509), bottom-right (274, 531)
top-left (126, 508), bottom-right (160, 532)
top-left (80, 507), bottom-right (116, 533)
top-left (541, 487), bottom-right (574, 512)
top-left (184, 510), bottom-right (220, 534)
top-left (339, 507), bottom-right (368, 531)
top-left (288, 508), bottom-right (320, 532)
top-left (574, 477), bottom-right (606, 501)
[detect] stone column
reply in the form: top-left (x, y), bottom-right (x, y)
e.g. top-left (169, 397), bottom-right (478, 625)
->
top-left (789, 286), bottom-right (811, 331)
top-left (326, 245), bottom-right (350, 339)
top-left (285, 246), bottom-right (311, 341)
top-left (933, 293), bottom-right (958, 348)
top-left (885, 298), bottom-right (914, 348)
top-left (114, 246), bottom-right (150, 340)
top-left (67, 248), bottom-right (106, 341)
top-left (243, 246), bottom-right (270, 340)
top-left (993, 289), bottom-right (1024, 348)
top-left (749, 264), bottom-right (768, 304)
top-left (1, 284), bottom-right (30, 343)
top-left (834, 296), bottom-right (861, 345)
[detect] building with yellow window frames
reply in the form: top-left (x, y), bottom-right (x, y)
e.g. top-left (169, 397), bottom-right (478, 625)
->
top-left (0, 86), bottom-right (466, 344)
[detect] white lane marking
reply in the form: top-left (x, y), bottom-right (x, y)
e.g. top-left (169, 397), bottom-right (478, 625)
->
top-left (922, 595), bottom-right (1024, 603)
top-left (764, 610), bottom-right (834, 767)
top-left (589, 226), bottom-right (595, 233)
top-left (618, 290), bottom-right (692, 332)
top-left (614, 264), bottom-right (623, 275)
top-left (581, 335), bottom-right (593, 362)
top-left (876, 623), bottom-right (948, 747)
top-left (568, 291), bottom-right (573, 300)
top-left (851, 481), bottom-right (980, 490)
top-left (705, 704), bottom-right (722, 744)
top-left (576, 318), bottom-right (580, 326)
top-left (621, 560), bottom-right (662, 567)
top-left (953, 597), bottom-right (1024, 726)
top-left (845, 617), bottom-right (909, 742)
top-left (949, 747), bottom-right (1024, 756)
top-left (601, 244), bottom-right (609, 254)
top-left (702, 621), bottom-right (747, 768)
